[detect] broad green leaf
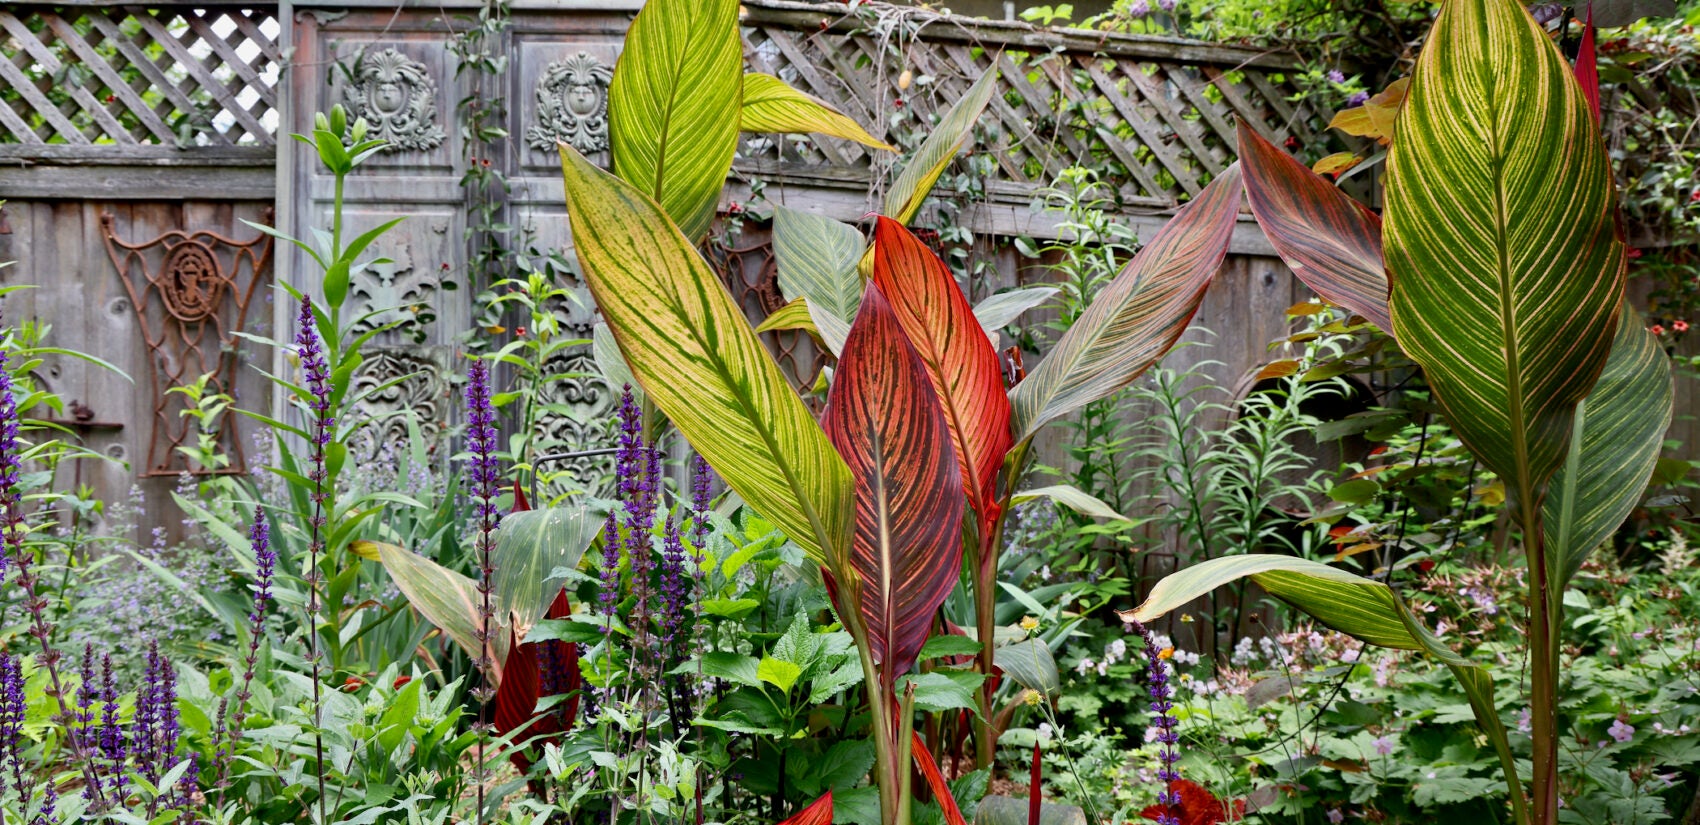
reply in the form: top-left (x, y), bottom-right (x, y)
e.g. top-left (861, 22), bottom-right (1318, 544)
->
top-left (972, 286), bottom-right (1060, 341)
top-left (883, 69), bottom-right (1000, 225)
top-left (755, 297), bottom-right (828, 344)
top-left (822, 283), bottom-right (966, 684)
top-left (918, 635), bottom-right (983, 660)
top-left (1124, 555), bottom-right (1522, 815)
top-left (1238, 122), bottom-right (1391, 331)
top-left (774, 204), bottom-right (865, 355)
top-left (560, 144), bottom-right (855, 568)
top-left (493, 505), bottom-right (600, 638)
top-left (740, 73), bottom-right (893, 151)
top-left (897, 672), bottom-right (981, 714)
top-left (367, 540), bottom-right (510, 676)
top-left (758, 656), bottom-right (803, 693)
top-left (606, 0), bottom-right (742, 241)
top-left (992, 639), bottom-right (1060, 699)
top-left (1010, 485), bottom-right (1133, 522)
top-left (1544, 306), bottom-right (1672, 587)
top-left (695, 652), bottom-right (763, 689)
top-left (1010, 165), bottom-right (1243, 441)
top-left (593, 322), bottom-right (643, 401)
top-left (1385, 0), bottom-right (1625, 516)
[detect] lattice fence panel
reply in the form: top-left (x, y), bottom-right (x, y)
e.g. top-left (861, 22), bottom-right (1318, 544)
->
top-left (742, 12), bottom-right (1328, 208)
top-left (0, 6), bottom-right (280, 147)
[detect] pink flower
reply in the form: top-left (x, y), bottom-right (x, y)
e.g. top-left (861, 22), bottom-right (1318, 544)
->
top-left (1608, 719), bottom-right (1635, 743)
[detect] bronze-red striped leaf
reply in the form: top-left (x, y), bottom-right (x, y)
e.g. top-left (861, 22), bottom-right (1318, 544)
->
top-left (1238, 123), bottom-right (1392, 332)
top-left (1010, 165), bottom-right (1244, 441)
top-left (869, 216), bottom-right (1012, 531)
top-left (823, 282), bottom-right (966, 685)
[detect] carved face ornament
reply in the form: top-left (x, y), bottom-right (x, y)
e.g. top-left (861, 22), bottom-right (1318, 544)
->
top-left (343, 48), bottom-right (446, 152)
top-left (528, 53), bottom-right (612, 154)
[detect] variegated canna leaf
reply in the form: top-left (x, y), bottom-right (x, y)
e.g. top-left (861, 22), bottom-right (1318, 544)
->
top-left (560, 144), bottom-right (855, 569)
top-left (607, 0), bottom-right (742, 242)
top-left (741, 73), bottom-right (893, 151)
top-left (774, 204), bottom-right (865, 354)
top-left (1545, 305), bottom-right (1672, 588)
top-left (869, 217), bottom-right (1012, 532)
top-left (883, 69), bottom-right (1000, 225)
top-left (1384, 0), bottom-right (1626, 512)
top-left (1238, 123), bottom-right (1391, 331)
top-left (823, 283), bottom-right (966, 684)
top-left (1010, 165), bottom-right (1243, 441)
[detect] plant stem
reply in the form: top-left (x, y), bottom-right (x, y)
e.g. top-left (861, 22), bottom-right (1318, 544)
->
top-left (1523, 495), bottom-right (1558, 825)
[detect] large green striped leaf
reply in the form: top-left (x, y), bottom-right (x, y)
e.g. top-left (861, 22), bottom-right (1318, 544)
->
top-left (493, 505), bottom-right (600, 639)
top-left (1010, 165), bottom-right (1243, 441)
top-left (741, 73), bottom-right (893, 152)
top-left (823, 283), bottom-right (966, 684)
top-left (365, 540), bottom-right (509, 679)
top-left (1124, 555), bottom-right (1523, 819)
top-left (560, 144), bottom-right (854, 568)
top-left (870, 217), bottom-right (1012, 532)
top-left (1384, 0), bottom-right (1626, 509)
top-left (774, 204), bottom-right (865, 355)
top-left (1544, 305), bottom-right (1672, 588)
top-left (606, 0), bottom-right (742, 242)
top-left (883, 69), bottom-right (1000, 225)
top-left (1238, 122), bottom-right (1392, 331)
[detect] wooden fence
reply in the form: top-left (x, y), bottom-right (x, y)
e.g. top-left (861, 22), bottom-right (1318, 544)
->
top-left (3, 0), bottom-right (1687, 562)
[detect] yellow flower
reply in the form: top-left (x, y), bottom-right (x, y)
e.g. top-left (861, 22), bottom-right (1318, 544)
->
top-left (1023, 689), bottom-right (1043, 706)
top-left (1020, 616), bottom-right (1040, 631)
top-left (1158, 647), bottom-right (1175, 660)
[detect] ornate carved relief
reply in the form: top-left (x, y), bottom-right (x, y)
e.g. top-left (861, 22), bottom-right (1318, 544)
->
top-left (342, 48), bottom-right (446, 152)
top-left (100, 212), bottom-right (273, 476)
top-left (348, 347), bottom-right (450, 461)
top-left (348, 238), bottom-right (437, 338)
top-left (526, 53), bottom-right (612, 154)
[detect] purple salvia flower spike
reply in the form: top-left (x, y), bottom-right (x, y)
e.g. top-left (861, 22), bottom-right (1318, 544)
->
top-left (1128, 620), bottom-right (1181, 825)
top-left (465, 358), bottom-right (502, 824)
top-left (294, 298), bottom-right (332, 819)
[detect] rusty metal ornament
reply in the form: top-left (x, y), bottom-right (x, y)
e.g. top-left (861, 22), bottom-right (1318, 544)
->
top-left (101, 212), bottom-right (274, 477)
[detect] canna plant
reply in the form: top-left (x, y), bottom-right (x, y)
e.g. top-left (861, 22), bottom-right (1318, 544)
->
top-left (558, 0), bottom-right (1250, 821)
top-left (1127, 1), bottom-right (1674, 823)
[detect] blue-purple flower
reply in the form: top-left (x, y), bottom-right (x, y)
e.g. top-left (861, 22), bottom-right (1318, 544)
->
top-left (1129, 620), bottom-right (1180, 825)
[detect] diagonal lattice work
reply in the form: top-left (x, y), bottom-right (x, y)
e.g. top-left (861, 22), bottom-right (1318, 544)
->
top-left (0, 5), bottom-right (280, 147)
top-left (741, 1), bottom-right (1327, 208)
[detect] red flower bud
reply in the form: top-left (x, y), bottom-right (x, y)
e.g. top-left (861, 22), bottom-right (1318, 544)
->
top-left (393, 675), bottom-right (412, 690)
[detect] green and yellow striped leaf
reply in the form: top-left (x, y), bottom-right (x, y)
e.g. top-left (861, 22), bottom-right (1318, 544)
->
top-left (1544, 305), bottom-right (1672, 588)
top-left (1010, 165), bottom-right (1243, 442)
top-left (365, 539), bottom-right (510, 679)
top-left (1384, 0), bottom-right (1626, 510)
top-left (773, 204), bottom-right (866, 355)
top-left (1124, 555), bottom-right (1524, 819)
top-left (823, 283), bottom-right (966, 684)
top-left (755, 297), bottom-right (828, 344)
top-left (741, 73), bottom-right (893, 152)
top-left (1238, 122), bottom-right (1391, 331)
top-left (493, 505), bottom-right (601, 639)
top-left (883, 69), bottom-right (1000, 225)
top-left (560, 144), bottom-right (855, 568)
top-left (606, 0), bottom-right (742, 242)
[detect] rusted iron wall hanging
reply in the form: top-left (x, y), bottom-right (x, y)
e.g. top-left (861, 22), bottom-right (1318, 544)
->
top-left (101, 212), bottom-right (274, 477)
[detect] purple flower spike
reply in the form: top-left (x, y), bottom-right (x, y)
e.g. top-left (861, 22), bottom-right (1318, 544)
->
top-left (465, 359), bottom-right (501, 526)
top-left (1, 654), bottom-right (29, 805)
top-left (658, 517), bottom-right (690, 664)
top-left (1128, 620), bottom-right (1181, 825)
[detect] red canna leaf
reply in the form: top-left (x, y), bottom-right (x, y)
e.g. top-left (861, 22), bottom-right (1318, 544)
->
top-left (1139, 779), bottom-right (1247, 825)
top-left (869, 216), bottom-right (1012, 537)
top-left (776, 791), bottom-right (833, 825)
top-left (493, 625), bottom-right (539, 740)
top-left (823, 283), bottom-right (966, 685)
top-left (1238, 122), bottom-right (1391, 332)
top-left (912, 733), bottom-right (970, 825)
top-left (511, 479), bottom-right (531, 513)
top-left (1575, 5), bottom-right (1600, 123)
top-left (1030, 740), bottom-right (1043, 825)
